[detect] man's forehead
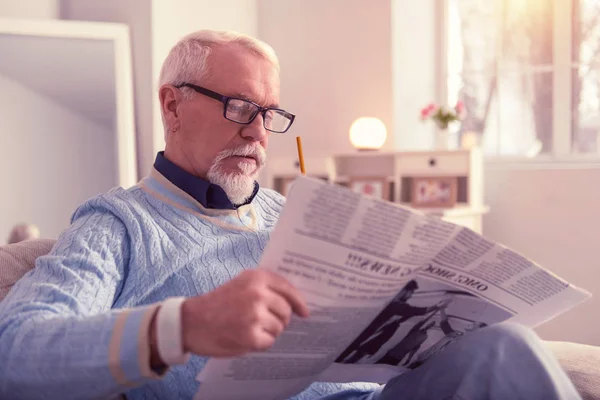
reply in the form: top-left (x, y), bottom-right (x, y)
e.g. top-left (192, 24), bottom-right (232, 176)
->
top-left (230, 88), bottom-right (280, 108)
top-left (203, 44), bottom-right (280, 106)
top-left (215, 80), bottom-right (280, 108)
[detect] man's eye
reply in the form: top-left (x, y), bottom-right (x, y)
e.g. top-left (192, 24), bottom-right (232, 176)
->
top-left (230, 103), bottom-right (253, 114)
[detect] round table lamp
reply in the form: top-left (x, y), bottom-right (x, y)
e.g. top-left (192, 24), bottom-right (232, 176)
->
top-left (349, 117), bottom-right (387, 151)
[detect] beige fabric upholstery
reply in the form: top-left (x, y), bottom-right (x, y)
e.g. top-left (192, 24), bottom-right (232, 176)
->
top-left (546, 340), bottom-right (600, 400)
top-left (0, 238), bottom-right (56, 301)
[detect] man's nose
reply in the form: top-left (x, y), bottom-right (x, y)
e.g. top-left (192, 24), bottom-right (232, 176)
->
top-left (240, 112), bottom-right (269, 142)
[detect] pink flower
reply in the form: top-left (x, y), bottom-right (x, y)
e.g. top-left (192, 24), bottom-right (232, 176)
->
top-left (420, 103), bottom-right (438, 120)
top-left (455, 100), bottom-right (466, 119)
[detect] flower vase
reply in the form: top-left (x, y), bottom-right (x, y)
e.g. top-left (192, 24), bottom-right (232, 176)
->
top-left (435, 129), bottom-right (450, 150)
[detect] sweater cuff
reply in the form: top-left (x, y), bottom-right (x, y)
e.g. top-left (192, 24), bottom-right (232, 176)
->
top-left (157, 297), bottom-right (191, 365)
top-left (108, 304), bottom-right (167, 387)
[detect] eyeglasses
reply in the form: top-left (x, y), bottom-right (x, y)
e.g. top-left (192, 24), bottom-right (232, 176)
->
top-left (175, 83), bottom-right (295, 133)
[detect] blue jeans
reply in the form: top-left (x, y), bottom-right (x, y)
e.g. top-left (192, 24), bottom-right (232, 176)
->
top-left (320, 323), bottom-right (581, 400)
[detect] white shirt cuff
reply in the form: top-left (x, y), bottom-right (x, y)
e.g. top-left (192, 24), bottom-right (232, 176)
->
top-left (156, 297), bottom-right (191, 366)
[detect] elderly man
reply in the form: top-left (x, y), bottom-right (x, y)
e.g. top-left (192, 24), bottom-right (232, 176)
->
top-left (0, 30), bottom-right (581, 400)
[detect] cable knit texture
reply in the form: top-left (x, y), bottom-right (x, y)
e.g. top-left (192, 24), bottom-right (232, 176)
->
top-left (0, 170), bottom-right (378, 400)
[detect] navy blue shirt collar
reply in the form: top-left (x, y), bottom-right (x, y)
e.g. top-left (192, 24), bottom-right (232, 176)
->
top-left (153, 152), bottom-right (259, 210)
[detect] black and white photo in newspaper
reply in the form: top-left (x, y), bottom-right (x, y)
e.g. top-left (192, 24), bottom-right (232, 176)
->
top-left (318, 277), bottom-right (512, 383)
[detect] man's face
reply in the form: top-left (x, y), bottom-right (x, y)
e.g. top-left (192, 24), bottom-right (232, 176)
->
top-left (162, 43), bottom-right (281, 199)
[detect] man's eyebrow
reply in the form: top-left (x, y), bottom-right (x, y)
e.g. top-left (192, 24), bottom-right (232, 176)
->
top-left (231, 92), bottom-right (279, 109)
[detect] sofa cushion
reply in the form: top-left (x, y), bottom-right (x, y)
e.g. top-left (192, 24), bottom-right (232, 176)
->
top-left (0, 238), bottom-right (56, 301)
top-left (546, 340), bottom-right (600, 400)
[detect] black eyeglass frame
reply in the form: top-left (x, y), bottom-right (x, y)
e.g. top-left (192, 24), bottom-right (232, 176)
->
top-left (175, 82), bottom-right (295, 133)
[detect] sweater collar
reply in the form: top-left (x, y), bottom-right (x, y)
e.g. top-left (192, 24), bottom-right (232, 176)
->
top-left (153, 152), bottom-right (259, 210)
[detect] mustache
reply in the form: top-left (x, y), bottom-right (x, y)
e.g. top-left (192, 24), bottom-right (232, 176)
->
top-left (214, 144), bottom-right (267, 166)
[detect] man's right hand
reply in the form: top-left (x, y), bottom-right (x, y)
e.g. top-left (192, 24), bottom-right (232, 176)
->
top-left (180, 269), bottom-right (309, 358)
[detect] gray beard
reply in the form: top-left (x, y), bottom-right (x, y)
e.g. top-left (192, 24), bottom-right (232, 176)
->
top-left (206, 144), bottom-right (266, 205)
top-left (207, 163), bottom-right (258, 205)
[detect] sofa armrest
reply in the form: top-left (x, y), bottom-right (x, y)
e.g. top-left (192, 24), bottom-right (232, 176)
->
top-left (546, 340), bottom-right (600, 400)
top-left (0, 238), bottom-right (56, 301)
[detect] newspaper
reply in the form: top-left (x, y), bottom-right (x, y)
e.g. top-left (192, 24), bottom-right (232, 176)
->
top-left (194, 176), bottom-right (590, 400)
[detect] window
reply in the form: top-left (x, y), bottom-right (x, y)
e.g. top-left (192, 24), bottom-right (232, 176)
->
top-left (447, 0), bottom-right (600, 157)
top-left (573, 0), bottom-right (600, 154)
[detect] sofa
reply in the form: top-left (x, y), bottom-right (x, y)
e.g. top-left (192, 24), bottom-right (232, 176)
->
top-left (0, 239), bottom-right (599, 399)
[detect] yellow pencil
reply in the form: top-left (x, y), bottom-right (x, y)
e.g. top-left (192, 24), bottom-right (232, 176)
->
top-left (296, 136), bottom-right (306, 175)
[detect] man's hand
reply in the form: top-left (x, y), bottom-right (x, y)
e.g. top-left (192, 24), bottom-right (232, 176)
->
top-left (180, 269), bottom-right (309, 358)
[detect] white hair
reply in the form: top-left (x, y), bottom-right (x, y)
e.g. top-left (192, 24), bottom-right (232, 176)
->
top-left (159, 30), bottom-right (280, 138)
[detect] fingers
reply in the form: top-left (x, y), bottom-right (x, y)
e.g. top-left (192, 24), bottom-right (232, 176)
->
top-left (263, 271), bottom-right (310, 318)
top-left (181, 270), bottom-right (309, 358)
top-left (259, 310), bottom-right (286, 339)
top-left (251, 325), bottom-right (278, 351)
top-left (264, 290), bottom-right (293, 326)
top-left (235, 298), bottom-right (286, 352)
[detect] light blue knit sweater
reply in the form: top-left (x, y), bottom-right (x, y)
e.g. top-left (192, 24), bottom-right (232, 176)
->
top-left (0, 169), bottom-right (378, 400)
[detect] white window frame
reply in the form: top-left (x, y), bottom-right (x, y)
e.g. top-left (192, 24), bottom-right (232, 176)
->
top-left (438, 0), bottom-right (600, 167)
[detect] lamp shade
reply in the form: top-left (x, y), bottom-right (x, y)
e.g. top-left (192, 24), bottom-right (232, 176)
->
top-left (349, 117), bottom-right (387, 150)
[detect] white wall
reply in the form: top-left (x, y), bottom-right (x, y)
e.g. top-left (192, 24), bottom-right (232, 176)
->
top-left (0, 74), bottom-right (116, 239)
top-left (60, 0), bottom-right (154, 177)
top-left (257, 0), bottom-right (393, 161)
top-left (392, 0), bottom-right (439, 150)
top-left (151, 0), bottom-right (259, 159)
top-left (483, 165), bottom-right (600, 346)
top-left (0, 0), bottom-right (59, 19)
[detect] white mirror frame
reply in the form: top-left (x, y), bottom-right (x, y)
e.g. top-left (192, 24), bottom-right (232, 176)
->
top-left (0, 17), bottom-right (138, 187)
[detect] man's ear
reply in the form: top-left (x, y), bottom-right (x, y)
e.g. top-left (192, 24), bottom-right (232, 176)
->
top-left (159, 84), bottom-right (182, 132)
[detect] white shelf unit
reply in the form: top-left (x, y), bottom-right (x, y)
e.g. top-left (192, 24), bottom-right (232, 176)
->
top-left (328, 149), bottom-right (489, 232)
top-left (265, 149), bottom-right (489, 233)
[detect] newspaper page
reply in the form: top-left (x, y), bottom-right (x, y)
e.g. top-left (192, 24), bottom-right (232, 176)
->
top-left (194, 176), bottom-right (590, 400)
